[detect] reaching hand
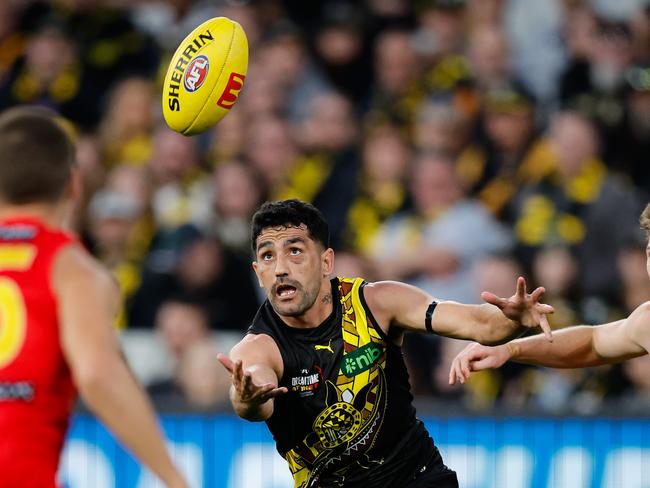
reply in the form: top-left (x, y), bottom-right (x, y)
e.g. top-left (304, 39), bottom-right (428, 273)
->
top-left (217, 353), bottom-right (287, 406)
top-left (166, 476), bottom-right (190, 488)
top-left (448, 342), bottom-right (511, 385)
top-left (482, 276), bottom-right (554, 341)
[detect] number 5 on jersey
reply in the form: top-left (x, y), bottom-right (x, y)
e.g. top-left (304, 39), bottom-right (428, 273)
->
top-left (0, 244), bottom-right (35, 369)
top-left (0, 278), bottom-right (27, 369)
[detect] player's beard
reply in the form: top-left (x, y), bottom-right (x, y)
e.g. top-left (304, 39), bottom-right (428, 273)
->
top-left (270, 278), bottom-right (320, 318)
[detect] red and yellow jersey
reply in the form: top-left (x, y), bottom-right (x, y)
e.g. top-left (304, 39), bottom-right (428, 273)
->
top-left (0, 217), bottom-right (78, 488)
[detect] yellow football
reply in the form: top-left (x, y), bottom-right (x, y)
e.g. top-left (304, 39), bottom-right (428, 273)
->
top-left (162, 17), bottom-right (248, 136)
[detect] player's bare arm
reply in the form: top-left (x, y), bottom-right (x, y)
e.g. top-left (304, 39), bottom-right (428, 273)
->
top-left (449, 302), bottom-right (650, 385)
top-left (218, 333), bottom-right (287, 421)
top-left (364, 276), bottom-right (554, 345)
top-left (55, 245), bottom-right (187, 488)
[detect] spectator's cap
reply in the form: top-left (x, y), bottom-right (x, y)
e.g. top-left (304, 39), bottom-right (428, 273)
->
top-left (625, 65), bottom-right (650, 92)
top-left (484, 83), bottom-right (535, 115)
top-left (89, 189), bottom-right (141, 220)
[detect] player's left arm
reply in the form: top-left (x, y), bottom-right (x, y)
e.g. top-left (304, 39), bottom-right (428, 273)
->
top-left (448, 302), bottom-right (650, 385)
top-left (593, 301), bottom-right (650, 359)
top-left (363, 277), bottom-right (554, 345)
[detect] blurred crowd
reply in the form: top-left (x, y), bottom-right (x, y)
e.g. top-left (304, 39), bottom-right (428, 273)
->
top-left (1, 0), bottom-right (649, 415)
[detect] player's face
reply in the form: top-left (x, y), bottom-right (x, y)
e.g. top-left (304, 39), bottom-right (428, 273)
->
top-left (253, 225), bottom-right (331, 317)
top-left (646, 243), bottom-right (650, 280)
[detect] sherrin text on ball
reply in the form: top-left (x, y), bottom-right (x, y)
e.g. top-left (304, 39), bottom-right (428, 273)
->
top-left (162, 17), bottom-right (248, 136)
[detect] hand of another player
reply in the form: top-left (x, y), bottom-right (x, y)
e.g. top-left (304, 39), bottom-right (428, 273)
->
top-left (448, 342), bottom-right (511, 385)
top-left (217, 353), bottom-right (287, 406)
top-left (166, 476), bottom-right (190, 488)
top-left (482, 276), bottom-right (554, 341)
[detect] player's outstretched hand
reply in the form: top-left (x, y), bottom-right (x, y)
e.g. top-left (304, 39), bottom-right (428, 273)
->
top-left (217, 353), bottom-right (287, 406)
top-left (482, 276), bottom-right (554, 341)
top-left (448, 342), bottom-right (511, 385)
top-left (166, 477), bottom-right (190, 488)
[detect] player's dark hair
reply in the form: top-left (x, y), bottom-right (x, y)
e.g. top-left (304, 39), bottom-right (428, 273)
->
top-left (640, 202), bottom-right (650, 239)
top-left (0, 106), bottom-right (74, 204)
top-left (251, 199), bottom-right (330, 253)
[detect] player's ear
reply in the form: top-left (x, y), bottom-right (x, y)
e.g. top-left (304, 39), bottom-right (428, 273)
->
top-left (322, 248), bottom-right (334, 276)
top-left (66, 166), bottom-right (82, 201)
top-left (252, 260), bottom-right (263, 287)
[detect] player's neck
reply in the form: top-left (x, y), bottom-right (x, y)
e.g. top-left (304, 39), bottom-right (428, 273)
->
top-left (0, 202), bottom-right (67, 229)
top-left (280, 280), bottom-right (334, 329)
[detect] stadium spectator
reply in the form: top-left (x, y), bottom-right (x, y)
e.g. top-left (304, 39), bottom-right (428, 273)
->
top-left (208, 160), bottom-right (266, 254)
top-left (530, 245), bottom-right (581, 330)
top-left (467, 26), bottom-right (513, 92)
top-left (367, 29), bottom-right (423, 127)
top-left (255, 27), bottom-right (331, 123)
top-left (456, 83), bottom-right (554, 220)
top-left (98, 77), bottom-right (156, 168)
top-left (560, 17), bottom-right (634, 144)
top-left (0, 21), bottom-right (99, 126)
top-left (245, 115), bottom-right (297, 190)
top-left (343, 123), bottom-right (411, 252)
top-left (413, 101), bottom-right (470, 155)
top-left (132, 234), bottom-right (259, 331)
top-left (147, 127), bottom-right (212, 231)
top-left (617, 240), bottom-right (650, 313)
top-left (369, 152), bottom-right (512, 303)
top-left (155, 298), bottom-right (210, 363)
top-left (312, 6), bottom-right (373, 101)
top-left (278, 91), bottom-right (360, 247)
top-left (0, 1), bottom-right (27, 79)
top-left (207, 106), bottom-right (247, 164)
top-left (176, 342), bottom-right (232, 410)
top-left (512, 111), bottom-right (641, 302)
top-left (607, 63), bottom-right (650, 191)
top-left (88, 188), bottom-right (143, 328)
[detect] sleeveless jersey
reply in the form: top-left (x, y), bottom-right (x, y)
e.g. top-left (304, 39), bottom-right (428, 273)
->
top-left (248, 277), bottom-right (445, 488)
top-left (0, 217), bottom-right (78, 488)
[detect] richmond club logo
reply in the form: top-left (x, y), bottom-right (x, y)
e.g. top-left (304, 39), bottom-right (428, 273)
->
top-left (183, 55), bottom-right (209, 92)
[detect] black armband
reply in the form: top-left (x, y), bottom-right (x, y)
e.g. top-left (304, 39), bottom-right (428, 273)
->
top-left (425, 301), bottom-right (438, 333)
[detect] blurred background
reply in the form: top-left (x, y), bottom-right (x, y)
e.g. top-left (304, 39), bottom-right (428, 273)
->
top-left (1, 0), bottom-right (648, 486)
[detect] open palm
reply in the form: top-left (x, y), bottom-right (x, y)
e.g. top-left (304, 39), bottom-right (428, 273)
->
top-left (217, 354), bottom-right (286, 405)
top-left (482, 276), bottom-right (554, 341)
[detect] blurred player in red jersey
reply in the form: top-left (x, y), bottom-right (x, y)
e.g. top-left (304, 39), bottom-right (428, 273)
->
top-left (0, 107), bottom-right (188, 488)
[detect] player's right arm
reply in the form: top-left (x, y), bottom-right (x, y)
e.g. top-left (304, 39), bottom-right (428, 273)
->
top-left (54, 246), bottom-right (187, 488)
top-left (218, 334), bottom-right (286, 421)
top-left (449, 302), bottom-right (650, 384)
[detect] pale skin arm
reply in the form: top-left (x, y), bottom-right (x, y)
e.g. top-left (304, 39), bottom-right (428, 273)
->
top-left (364, 276), bottom-right (554, 345)
top-left (55, 246), bottom-right (187, 488)
top-left (217, 334), bottom-right (287, 422)
top-left (448, 302), bottom-right (650, 385)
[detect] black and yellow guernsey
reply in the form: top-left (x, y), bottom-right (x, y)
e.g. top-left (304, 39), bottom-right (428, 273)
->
top-left (248, 277), bottom-right (454, 488)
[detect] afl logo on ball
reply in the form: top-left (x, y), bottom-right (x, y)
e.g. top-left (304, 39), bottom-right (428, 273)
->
top-left (184, 55), bottom-right (209, 92)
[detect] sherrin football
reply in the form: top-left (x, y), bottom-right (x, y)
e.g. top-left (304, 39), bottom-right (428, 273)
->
top-left (162, 17), bottom-right (248, 136)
